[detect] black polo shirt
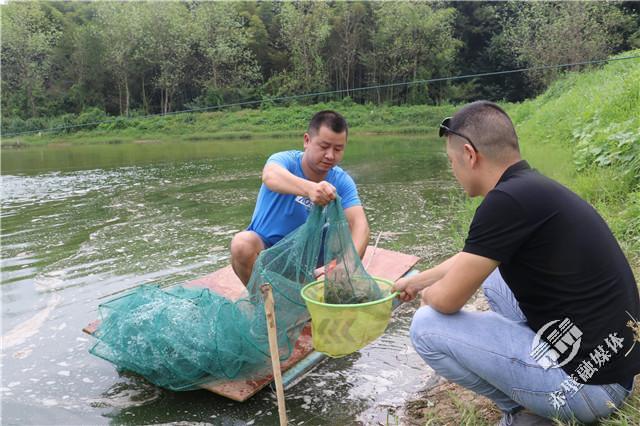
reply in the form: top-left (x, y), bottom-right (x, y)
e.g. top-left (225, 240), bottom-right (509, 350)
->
top-left (463, 160), bottom-right (639, 385)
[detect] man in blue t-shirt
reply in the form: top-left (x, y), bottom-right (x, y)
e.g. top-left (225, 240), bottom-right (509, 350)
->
top-left (230, 110), bottom-right (369, 285)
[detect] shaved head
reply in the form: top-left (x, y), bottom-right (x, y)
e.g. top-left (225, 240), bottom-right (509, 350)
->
top-left (449, 101), bottom-right (520, 163)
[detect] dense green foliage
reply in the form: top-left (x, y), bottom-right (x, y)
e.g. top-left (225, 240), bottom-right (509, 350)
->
top-left (2, 1), bottom-right (638, 135)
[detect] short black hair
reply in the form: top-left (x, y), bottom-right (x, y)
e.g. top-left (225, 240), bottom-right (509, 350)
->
top-left (308, 110), bottom-right (348, 137)
top-left (450, 100), bottom-right (520, 160)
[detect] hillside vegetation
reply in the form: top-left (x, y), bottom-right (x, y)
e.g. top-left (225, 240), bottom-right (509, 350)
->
top-left (508, 51), bottom-right (639, 264)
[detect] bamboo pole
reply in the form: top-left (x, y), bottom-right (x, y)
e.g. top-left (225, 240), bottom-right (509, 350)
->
top-left (261, 284), bottom-right (287, 426)
top-left (365, 231), bottom-right (383, 270)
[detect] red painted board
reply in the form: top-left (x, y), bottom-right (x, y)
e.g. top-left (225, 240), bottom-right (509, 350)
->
top-left (83, 246), bottom-right (419, 401)
top-left (185, 265), bottom-right (247, 300)
top-left (361, 246), bottom-right (420, 282)
top-left (199, 323), bottom-right (315, 401)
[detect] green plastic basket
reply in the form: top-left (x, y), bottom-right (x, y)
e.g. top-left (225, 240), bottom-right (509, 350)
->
top-left (301, 277), bottom-right (397, 357)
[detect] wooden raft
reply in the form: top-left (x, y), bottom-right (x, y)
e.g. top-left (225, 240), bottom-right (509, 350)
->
top-left (83, 246), bottom-right (419, 401)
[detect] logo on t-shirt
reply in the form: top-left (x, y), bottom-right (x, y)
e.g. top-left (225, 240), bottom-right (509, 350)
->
top-left (295, 195), bottom-right (313, 211)
top-left (530, 318), bottom-right (583, 369)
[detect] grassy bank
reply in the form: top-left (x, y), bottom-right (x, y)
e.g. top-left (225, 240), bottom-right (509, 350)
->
top-left (510, 51), bottom-right (640, 269)
top-left (1, 101), bottom-right (455, 147)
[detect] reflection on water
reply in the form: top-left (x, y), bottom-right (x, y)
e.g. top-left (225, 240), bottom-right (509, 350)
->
top-left (1, 136), bottom-right (462, 425)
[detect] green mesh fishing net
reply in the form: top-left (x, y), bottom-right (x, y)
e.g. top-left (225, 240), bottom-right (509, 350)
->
top-left (89, 197), bottom-right (386, 391)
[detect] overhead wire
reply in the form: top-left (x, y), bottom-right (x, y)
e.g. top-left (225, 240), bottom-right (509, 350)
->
top-left (3, 54), bottom-right (639, 138)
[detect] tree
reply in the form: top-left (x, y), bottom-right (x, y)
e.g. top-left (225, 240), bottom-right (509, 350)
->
top-left (94, 2), bottom-right (146, 115)
top-left (326, 2), bottom-right (370, 97)
top-left (142, 3), bottom-right (192, 114)
top-left (277, 1), bottom-right (332, 94)
top-left (446, 2), bottom-right (530, 102)
top-left (498, 2), bottom-right (632, 92)
top-left (192, 2), bottom-right (261, 103)
top-left (44, 2), bottom-right (109, 113)
top-left (237, 1), bottom-right (287, 81)
top-left (363, 2), bottom-right (461, 104)
top-left (1, 2), bottom-right (61, 117)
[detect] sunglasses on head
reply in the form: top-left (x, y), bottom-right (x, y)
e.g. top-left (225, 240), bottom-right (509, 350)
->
top-left (439, 117), bottom-right (479, 153)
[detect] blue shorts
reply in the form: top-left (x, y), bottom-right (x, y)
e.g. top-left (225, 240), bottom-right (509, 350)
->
top-left (249, 229), bottom-right (274, 249)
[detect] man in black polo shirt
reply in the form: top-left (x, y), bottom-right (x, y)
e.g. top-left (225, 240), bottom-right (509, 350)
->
top-left (394, 101), bottom-right (638, 425)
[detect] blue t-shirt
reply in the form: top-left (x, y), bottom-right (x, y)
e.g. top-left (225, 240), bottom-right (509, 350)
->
top-left (247, 150), bottom-right (361, 246)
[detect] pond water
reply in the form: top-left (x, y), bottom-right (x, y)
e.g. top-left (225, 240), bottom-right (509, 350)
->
top-left (1, 135), bottom-right (463, 425)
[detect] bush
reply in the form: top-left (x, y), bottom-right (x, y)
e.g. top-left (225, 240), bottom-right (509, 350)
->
top-left (1, 116), bottom-right (26, 135)
top-left (76, 107), bottom-right (108, 130)
top-left (97, 116), bottom-right (130, 131)
top-left (25, 116), bottom-right (50, 133)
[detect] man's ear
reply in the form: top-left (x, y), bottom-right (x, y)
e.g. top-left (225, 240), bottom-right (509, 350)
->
top-left (303, 132), bottom-right (311, 149)
top-left (463, 143), bottom-right (478, 167)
